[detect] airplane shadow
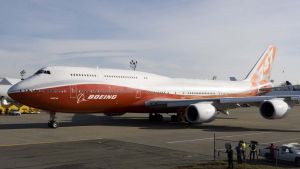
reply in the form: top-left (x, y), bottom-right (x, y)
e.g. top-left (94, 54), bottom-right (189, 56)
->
top-left (0, 114), bottom-right (299, 133)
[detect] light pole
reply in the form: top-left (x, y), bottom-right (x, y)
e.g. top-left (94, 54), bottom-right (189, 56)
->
top-left (130, 60), bottom-right (138, 71)
top-left (20, 69), bottom-right (26, 80)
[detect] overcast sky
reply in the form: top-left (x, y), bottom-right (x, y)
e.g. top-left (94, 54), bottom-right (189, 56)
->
top-left (0, 0), bottom-right (300, 84)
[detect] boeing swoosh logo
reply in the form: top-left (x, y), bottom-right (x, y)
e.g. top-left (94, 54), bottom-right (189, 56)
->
top-left (77, 93), bottom-right (88, 104)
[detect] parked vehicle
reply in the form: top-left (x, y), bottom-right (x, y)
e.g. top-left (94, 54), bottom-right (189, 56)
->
top-left (259, 143), bottom-right (300, 165)
top-left (8, 110), bottom-right (21, 116)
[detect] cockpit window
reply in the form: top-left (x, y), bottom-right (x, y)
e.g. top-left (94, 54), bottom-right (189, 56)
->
top-left (35, 69), bottom-right (51, 75)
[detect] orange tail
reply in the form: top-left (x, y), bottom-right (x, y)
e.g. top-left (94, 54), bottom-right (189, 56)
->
top-left (244, 45), bottom-right (277, 89)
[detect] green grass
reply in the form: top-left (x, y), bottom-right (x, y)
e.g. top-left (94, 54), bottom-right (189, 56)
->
top-left (174, 160), bottom-right (297, 169)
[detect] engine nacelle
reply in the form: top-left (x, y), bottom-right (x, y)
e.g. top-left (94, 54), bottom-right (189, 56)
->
top-left (259, 99), bottom-right (290, 119)
top-left (185, 103), bottom-right (217, 123)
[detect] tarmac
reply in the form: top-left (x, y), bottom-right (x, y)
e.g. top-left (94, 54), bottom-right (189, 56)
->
top-left (1, 106), bottom-right (300, 169)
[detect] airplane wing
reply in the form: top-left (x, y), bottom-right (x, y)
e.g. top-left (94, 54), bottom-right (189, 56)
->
top-left (145, 95), bottom-right (300, 110)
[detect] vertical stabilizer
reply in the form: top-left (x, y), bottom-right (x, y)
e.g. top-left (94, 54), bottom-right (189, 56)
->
top-left (244, 45), bottom-right (277, 88)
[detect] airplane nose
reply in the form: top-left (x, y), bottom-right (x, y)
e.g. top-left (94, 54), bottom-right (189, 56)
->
top-left (8, 83), bottom-right (21, 96)
top-left (7, 81), bottom-right (29, 102)
top-left (8, 84), bottom-right (21, 100)
top-left (7, 81), bottom-right (35, 107)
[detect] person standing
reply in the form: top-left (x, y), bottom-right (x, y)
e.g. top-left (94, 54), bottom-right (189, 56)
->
top-left (236, 142), bottom-right (243, 164)
top-left (268, 143), bottom-right (276, 161)
top-left (241, 141), bottom-right (247, 161)
top-left (226, 143), bottom-right (233, 169)
top-left (249, 141), bottom-right (258, 160)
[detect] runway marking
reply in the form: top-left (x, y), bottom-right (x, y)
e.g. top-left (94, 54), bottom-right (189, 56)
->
top-left (261, 137), bottom-right (300, 145)
top-left (0, 138), bottom-right (103, 147)
top-left (166, 132), bottom-right (272, 144)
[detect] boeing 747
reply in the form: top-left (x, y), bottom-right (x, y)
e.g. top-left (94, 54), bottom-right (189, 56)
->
top-left (8, 46), bottom-right (300, 128)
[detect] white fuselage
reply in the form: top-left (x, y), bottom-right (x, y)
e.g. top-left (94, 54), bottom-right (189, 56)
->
top-left (7, 66), bottom-right (261, 113)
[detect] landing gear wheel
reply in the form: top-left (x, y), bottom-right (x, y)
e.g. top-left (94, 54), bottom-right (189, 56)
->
top-left (52, 121), bottom-right (58, 128)
top-left (48, 121), bottom-right (52, 128)
top-left (149, 113), bottom-right (163, 122)
top-left (149, 114), bottom-right (156, 122)
top-left (48, 112), bottom-right (59, 128)
top-left (171, 115), bottom-right (178, 122)
top-left (157, 114), bottom-right (163, 121)
top-left (48, 120), bottom-right (58, 128)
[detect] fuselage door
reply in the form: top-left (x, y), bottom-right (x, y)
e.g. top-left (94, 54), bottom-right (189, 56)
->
top-left (70, 85), bottom-right (77, 98)
top-left (136, 89), bottom-right (141, 99)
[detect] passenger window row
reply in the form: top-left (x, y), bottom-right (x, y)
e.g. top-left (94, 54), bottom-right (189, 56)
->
top-left (70, 74), bottom-right (97, 77)
top-left (104, 75), bottom-right (138, 79)
top-left (187, 91), bottom-right (222, 95)
top-left (20, 89), bottom-right (67, 93)
top-left (104, 75), bottom-right (149, 80)
top-left (147, 91), bottom-right (224, 95)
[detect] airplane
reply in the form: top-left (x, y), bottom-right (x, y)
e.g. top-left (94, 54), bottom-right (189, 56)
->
top-left (7, 45), bottom-right (300, 128)
top-left (0, 78), bottom-right (21, 108)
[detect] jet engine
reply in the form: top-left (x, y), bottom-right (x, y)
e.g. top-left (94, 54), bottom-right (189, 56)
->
top-left (185, 103), bottom-right (217, 123)
top-left (259, 99), bottom-right (290, 119)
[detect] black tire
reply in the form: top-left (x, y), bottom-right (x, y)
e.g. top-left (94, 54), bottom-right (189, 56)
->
top-left (171, 115), bottom-right (177, 122)
top-left (158, 114), bottom-right (163, 121)
top-left (149, 114), bottom-right (163, 122)
top-left (48, 120), bottom-right (58, 128)
top-left (48, 121), bottom-right (52, 128)
top-left (52, 121), bottom-right (58, 128)
top-left (295, 158), bottom-right (300, 166)
top-left (149, 114), bottom-right (155, 121)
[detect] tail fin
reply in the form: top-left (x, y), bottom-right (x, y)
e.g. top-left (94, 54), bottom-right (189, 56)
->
top-left (244, 45), bottom-right (277, 88)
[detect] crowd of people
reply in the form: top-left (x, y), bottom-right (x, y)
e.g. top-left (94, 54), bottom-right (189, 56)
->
top-left (225, 140), bottom-right (273, 169)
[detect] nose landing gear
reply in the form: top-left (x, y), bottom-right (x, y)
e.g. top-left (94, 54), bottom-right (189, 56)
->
top-left (48, 112), bottom-right (59, 128)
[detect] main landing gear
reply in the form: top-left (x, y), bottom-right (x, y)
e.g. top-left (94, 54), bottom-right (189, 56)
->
top-left (48, 112), bottom-right (59, 128)
top-left (149, 113), bottom-right (163, 122)
top-left (149, 112), bottom-right (186, 123)
top-left (170, 112), bottom-right (186, 122)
